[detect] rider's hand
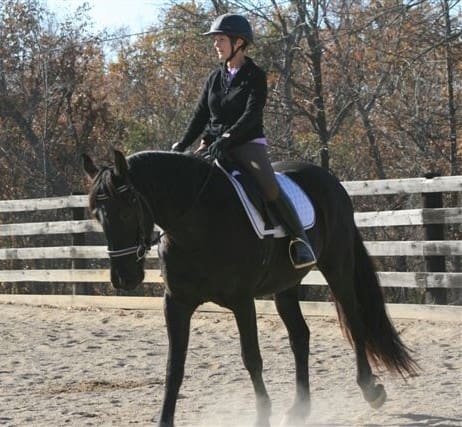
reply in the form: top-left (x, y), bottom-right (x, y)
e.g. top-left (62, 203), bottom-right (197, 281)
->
top-left (207, 137), bottom-right (231, 161)
top-left (194, 140), bottom-right (210, 156)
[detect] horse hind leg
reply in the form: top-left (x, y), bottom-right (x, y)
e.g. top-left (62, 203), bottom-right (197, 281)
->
top-left (321, 259), bottom-right (387, 409)
top-left (274, 286), bottom-right (311, 426)
top-left (327, 226), bottom-right (420, 407)
top-left (342, 307), bottom-right (387, 409)
top-left (232, 298), bottom-right (272, 427)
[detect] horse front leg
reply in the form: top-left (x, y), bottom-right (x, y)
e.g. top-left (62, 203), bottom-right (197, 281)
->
top-left (158, 293), bottom-right (195, 427)
top-left (274, 287), bottom-right (311, 426)
top-left (232, 298), bottom-right (272, 427)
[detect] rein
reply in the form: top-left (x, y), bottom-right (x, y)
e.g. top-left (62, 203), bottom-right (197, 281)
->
top-left (177, 161), bottom-right (215, 220)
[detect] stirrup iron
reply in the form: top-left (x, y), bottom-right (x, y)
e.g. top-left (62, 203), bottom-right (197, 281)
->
top-left (289, 238), bottom-right (317, 269)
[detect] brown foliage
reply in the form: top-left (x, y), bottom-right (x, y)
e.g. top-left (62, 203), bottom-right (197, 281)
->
top-left (0, 0), bottom-right (459, 200)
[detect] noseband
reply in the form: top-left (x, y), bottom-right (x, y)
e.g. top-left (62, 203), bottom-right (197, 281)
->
top-left (95, 184), bottom-right (154, 262)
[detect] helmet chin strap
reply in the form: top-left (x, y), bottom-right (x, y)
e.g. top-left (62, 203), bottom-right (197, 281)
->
top-left (225, 39), bottom-right (244, 67)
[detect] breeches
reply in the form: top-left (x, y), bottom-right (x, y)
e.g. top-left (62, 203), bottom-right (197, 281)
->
top-left (228, 143), bottom-right (280, 202)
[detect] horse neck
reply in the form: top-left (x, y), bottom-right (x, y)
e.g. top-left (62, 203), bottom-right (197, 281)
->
top-left (128, 152), bottom-right (212, 235)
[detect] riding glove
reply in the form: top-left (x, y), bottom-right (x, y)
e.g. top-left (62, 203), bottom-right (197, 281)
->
top-left (207, 136), bottom-right (231, 161)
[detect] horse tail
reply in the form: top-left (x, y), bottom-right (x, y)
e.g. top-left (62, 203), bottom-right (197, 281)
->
top-left (336, 226), bottom-right (419, 378)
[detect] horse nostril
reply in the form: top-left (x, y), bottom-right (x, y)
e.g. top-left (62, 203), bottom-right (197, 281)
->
top-left (111, 270), bottom-right (123, 289)
top-left (110, 270), bottom-right (143, 291)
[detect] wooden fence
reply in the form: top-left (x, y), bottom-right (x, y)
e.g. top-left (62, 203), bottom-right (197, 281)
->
top-left (0, 175), bottom-right (461, 319)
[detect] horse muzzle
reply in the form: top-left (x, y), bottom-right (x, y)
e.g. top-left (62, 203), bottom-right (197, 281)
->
top-left (110, 265), bottom-right (145, 291)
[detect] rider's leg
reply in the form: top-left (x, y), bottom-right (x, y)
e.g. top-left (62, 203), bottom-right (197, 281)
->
top-left (228, 142), bottom-right (280, 201)
top-left (270, 190), bottom-right (316, 268)
top-left (229, 143), bottom-right (316, 268)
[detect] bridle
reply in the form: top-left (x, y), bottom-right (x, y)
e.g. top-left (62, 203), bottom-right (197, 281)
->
top-left (95, 184), bottom-right (155, 262)
top-left (94, 161), bottom-right (215, 262)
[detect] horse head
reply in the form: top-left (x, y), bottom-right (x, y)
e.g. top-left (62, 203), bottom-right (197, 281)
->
top-left (83, 150), bottom-right (154, 291)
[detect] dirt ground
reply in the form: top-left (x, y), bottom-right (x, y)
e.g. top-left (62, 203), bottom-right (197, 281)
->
top-left (0, 303), bottom-right (460, 426)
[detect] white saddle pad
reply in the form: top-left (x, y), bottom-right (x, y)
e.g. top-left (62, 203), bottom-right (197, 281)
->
top-left (217, 163), bottom-right (315, 239)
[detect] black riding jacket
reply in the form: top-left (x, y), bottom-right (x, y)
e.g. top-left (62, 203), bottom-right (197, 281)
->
top-left (179, 57), bottom-right (267, 149)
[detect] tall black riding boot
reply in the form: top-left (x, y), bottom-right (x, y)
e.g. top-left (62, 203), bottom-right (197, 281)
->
top-left (271, 191), bottom-right (317, 269)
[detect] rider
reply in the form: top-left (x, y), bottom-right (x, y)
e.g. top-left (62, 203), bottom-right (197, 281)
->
top-left (171, 13), bottom-right (316, 269)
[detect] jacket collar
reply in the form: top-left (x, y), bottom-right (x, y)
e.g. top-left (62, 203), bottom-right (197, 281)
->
top-left (220, 56), bottom-right (254, 75)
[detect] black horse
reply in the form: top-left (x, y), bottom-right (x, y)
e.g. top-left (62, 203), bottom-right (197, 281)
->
top-left (83, 150), bottom-right (417, 427)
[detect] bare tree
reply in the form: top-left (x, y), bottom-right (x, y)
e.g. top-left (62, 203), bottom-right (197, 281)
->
top-left (0, 0), bottom-right (110, 197)
top-left (441, 0), bottom-right (460, 177)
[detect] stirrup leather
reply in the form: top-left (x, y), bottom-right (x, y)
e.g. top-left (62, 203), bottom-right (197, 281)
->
top-left (289, 238), bottom-right (317, 269)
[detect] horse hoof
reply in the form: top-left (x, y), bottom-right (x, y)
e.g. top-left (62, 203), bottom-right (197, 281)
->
top-left (279, 407), bottom-right (309, 426)
top-left (255, 419), bottom-right (271, 427)
top-left (367, 384), bottom-right (387, 409)
top-left (279, 415), bottom-right (304, 427)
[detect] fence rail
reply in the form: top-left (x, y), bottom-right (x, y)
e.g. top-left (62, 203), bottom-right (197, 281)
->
top-left (1, 207), bottom-right (461, 237)
top-left (0, 268), bottom-right (460, 290)
top-left (0, 174), bottom-right (459, 214)
top-left (1, 240), bottom-right (462, 260)
top-left (342, 175), bottom-right (462, 195)
top-left (1, 175), bottom-right (461, 304)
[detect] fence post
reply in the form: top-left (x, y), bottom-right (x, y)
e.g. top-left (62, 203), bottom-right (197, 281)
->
top-left (422, 173), bottom-right (447, 304)
top-left (72, 192), bottom-right (88, 295)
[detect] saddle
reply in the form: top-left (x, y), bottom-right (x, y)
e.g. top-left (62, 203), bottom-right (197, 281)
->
top-left (216, 160), bottom-right (315, 239)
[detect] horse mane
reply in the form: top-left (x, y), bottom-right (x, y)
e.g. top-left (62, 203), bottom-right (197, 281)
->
top-left (88, 151), bottom-right (212, 213)
top-left (127, 150), bottom-right (211, 174)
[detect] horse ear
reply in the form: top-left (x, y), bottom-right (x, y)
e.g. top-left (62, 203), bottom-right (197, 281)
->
top-left (82, 154), bottom-right (98, 179)
top-left (113, 149), bottom-right (129, 177)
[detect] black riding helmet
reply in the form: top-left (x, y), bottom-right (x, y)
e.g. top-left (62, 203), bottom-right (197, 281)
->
top-left (203, 13), bottom-right (254, 45)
